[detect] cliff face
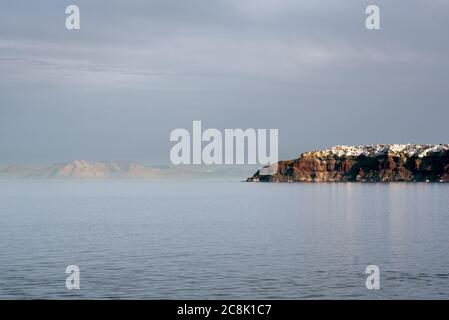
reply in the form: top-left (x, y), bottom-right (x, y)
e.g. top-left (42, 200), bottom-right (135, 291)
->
top-left (247, 144), bottom-right (449, 182)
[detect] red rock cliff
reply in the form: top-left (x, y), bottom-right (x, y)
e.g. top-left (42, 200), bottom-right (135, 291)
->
top-left (247, 144), bottom-right (449, 182)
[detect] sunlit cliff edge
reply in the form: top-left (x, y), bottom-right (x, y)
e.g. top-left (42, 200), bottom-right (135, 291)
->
top-left (247, 144), bottom-right (449, 183)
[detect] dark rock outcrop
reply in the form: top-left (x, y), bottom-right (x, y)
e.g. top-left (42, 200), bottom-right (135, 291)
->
top-left (247, 144), bottom-right (449, 182)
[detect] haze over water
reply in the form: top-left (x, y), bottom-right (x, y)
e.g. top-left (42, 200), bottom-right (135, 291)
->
top-left (0, 180), bottom-right (448, 299)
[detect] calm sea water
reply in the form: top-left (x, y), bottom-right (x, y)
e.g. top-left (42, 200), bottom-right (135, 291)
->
top-left (0, 180), bottom-right (448, 299)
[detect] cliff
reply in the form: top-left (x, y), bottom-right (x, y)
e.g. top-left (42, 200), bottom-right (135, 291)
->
top-left (246, 144), bottom-right (449, 182)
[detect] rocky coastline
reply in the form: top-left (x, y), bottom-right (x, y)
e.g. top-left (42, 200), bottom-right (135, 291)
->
top-left (246, 144), bottom-right (449, 183)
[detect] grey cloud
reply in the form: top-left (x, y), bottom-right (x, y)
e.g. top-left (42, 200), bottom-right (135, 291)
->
top-left (0, 0), bottom-right (448, 164)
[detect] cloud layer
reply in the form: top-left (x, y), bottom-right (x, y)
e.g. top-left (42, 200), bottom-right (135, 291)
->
top-left (1, 0), bottom-right (448, 164)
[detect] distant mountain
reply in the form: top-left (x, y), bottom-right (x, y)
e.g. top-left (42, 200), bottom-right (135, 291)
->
top-left (0, 160), bottom-right (159, 179)
top-left (0, 165), bottom-right (37, 178)
top-left (247, 144), bottom-right (449, 183)
top-left (0, 160), bottom-right (256, 180)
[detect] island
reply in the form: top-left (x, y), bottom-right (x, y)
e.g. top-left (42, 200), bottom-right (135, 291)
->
top-left (246, 144), bottom-right (449, 183)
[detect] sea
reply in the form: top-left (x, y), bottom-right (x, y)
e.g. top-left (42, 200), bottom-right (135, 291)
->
top-left (0, 180), bottom-right (448, 299)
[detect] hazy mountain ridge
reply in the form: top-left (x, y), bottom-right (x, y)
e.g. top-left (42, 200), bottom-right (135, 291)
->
top-left (0, 160), bottom-right (255, 180)
top-left (247, 144), bottom-right (449, 183)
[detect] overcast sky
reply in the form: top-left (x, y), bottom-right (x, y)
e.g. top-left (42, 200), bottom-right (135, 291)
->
top-left (1, 0), bottom-right (448, 164)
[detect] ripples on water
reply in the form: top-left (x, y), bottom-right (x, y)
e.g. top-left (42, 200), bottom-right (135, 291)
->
top-left (0, 180), bottom-right (448, 299)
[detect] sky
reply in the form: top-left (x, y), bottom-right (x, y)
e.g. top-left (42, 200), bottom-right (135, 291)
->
top-left (0, 0), bottom-right (448, 164)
